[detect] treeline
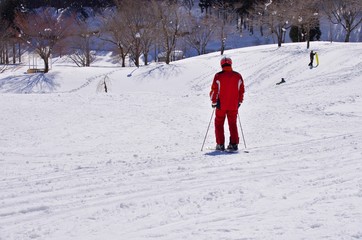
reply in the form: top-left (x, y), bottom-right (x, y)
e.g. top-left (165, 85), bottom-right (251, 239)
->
top-left (3, 0), bottom-right (114, 11)
top-left (0, 0), bottom-right (265, 70)
top-left (1, 0), bottom-right (261, 21)
top-left (2, 0), bottom-right (259, 10)
top-left (0, 0), bottom-right (361, 72)
top-left (0, 0), bottom-right (113, 23)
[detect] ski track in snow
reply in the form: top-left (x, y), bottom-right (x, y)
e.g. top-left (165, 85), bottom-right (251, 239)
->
top-left (1, 42), bottom-right (362, 240)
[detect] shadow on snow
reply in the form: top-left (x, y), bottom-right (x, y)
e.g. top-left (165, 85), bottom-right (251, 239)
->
top-left (0, 73), bottom-right (60, 93)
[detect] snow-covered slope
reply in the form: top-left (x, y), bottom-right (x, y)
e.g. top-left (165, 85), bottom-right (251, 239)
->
top-left (1, 42), bottom-right (362, 240)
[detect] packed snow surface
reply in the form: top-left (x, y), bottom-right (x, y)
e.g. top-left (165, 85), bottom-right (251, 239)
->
top-left (1, 42), bottom-right (362, 240)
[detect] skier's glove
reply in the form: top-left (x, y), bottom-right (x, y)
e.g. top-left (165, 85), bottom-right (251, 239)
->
top-left (212, 99), bottom-right (221, 109)
top-left (238, 103), bottom-right (241, 108)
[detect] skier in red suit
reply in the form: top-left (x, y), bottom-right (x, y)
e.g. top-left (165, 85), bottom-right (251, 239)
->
top-left (210, 57), bottom-right (245, 151)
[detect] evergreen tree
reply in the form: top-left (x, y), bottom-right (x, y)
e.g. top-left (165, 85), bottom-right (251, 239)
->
top-left (199, 0), bottom-right (213, 14)
top-left (289, 25), bottom-right (301, 42)
top-left (0, 0), bottom-right (21, 23)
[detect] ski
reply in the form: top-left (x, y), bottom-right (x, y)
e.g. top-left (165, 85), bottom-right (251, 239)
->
top-left (205, 147), bottom-right (249, 153)
top-left (205, 147), bottom-right (239, 154)
top-left (224, 149), bottom-right (239, 154)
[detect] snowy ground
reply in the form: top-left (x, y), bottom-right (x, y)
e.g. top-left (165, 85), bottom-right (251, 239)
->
top-left (1, 42), bottom-right (362, 240)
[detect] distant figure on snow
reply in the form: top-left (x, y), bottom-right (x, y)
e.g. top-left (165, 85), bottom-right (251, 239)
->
top-left (276, 78), bottom-right (286, 85)
top-left (308, 50), bottom-right (316, 67)
top-left (209, 57), bottom-right (245, 151)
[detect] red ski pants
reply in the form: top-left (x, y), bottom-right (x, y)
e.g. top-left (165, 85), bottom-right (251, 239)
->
top-left (214, 109), bottom-right (239, 145)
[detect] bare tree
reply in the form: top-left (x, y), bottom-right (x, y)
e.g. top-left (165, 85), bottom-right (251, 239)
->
top-left (152, 0), bottom-right (185, 64)
top-left (119, 0), bottom-right (147, 67)
top-left (212, 0), bottom-right (237, 55)
top-left (15, 8), bottom-right (73, 73)
top-left (0, 18), bottom-right (11, 65)
top-left (199, 0), bottom-right (213, 15)
top-left (102, 0), bottom-right (157, 67)
top-left (138, 7), bottom-right (157, 66)
top-left (8, 27), bottom-right (24, 64)
top-left (100, 8), bottom-right (131, 67)
top-left (180, 0), bottom-right (194, 13)
top-left (255, 0), bottom-right (294, 47)
top-left (68, 13), bottom-right (99, 67)
top-left (293, 0), bottom-right (320, 49)
top-left (185, 15), bottom-right (218, 55)
top-left (322, 0), bottom-right (362, 42)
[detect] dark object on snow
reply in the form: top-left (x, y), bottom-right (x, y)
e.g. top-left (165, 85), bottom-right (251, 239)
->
top-left (276, 78), bottom-right (286, 85)
top-left (308, 50), bottom-right (316, 67)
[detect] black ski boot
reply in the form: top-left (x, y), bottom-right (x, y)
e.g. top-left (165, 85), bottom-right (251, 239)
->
top-left (226, 144), bottom-right (238, 151)
top-left (215, 144), bottom-right (225, 151)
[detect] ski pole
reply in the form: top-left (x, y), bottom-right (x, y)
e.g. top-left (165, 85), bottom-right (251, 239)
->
top-left (201, 108), bottom-right (215, 151)
top-left (238, 114), bottom-right (247, 150)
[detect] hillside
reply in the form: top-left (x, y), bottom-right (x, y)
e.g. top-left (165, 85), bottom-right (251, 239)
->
top-left (0, 42), bottom-right (362, 240)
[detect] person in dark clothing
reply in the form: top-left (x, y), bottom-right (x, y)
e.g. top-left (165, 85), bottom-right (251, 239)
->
top-left (309, 50), bottom-right (316, 67)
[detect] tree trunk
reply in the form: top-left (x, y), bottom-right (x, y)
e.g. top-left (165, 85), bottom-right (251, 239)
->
top-left (166, 51), bottom-right (171, 64)
top-left (344, 31), bottom-right (350, 42)
top-left (220, 30), bottom-right (226, 55)
top-left (144, 53), bottom-right (148, 65)
top-left (85, 38), bottom-right (90, 67)
top-left (306, 25), bottom-right (310, 49)
top-left (221, 41), bottom-right (225, 55)
top-left (42, 57), bottom-right (49, 73)
top-left (201, 43), bottom-right (206, 55)
top-left (118, 45), bottom-right (126, 67)
top-left (260, 25), bottom-right (264, 37)
top-left (44, 61), bottom-right (49, 73)
top-left (277, 33), bottom-right (282, 47)
top-left (121, 56), bottom-right (126, 67)
top-left (5, 45), bottom-right (9, 64)
top-left (13, 42), bottom-right (16, 64)
top-left (277, 27), bottom-right (283, 47)
top-left (18, 42), bottom-right (21, 63)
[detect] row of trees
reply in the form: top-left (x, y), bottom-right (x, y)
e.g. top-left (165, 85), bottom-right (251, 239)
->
top-left (1, 0), bottom-right (114, 11)
top-left (0, 0), bottom-right (361, 72)
top-left (255, 0), bottom-right (361, 47)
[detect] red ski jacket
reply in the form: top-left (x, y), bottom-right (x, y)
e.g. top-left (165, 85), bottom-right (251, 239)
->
top-left (210, 67), bottom-right (245, 111)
